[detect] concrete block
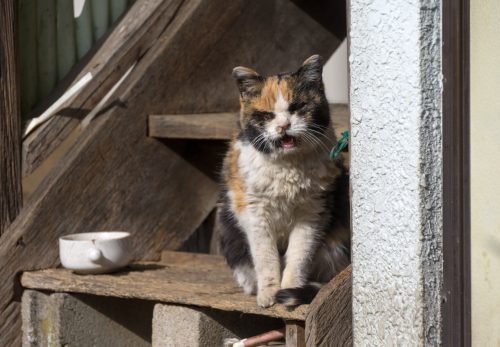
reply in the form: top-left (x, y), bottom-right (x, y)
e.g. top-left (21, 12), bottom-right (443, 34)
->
top-left (152, 304), bottom-right (283, 347)
top-left (22, 290), bottom-right (153, 347)
top-left (153, 305), bottom-right (234, 347)
top-left (22, 290), bottom-right (59, 346)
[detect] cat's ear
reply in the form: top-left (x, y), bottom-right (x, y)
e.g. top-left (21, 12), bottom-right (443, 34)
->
top-left (297, 55), bottom-right (324, 84)
top-left (232, 66), bottom-right (263, 97)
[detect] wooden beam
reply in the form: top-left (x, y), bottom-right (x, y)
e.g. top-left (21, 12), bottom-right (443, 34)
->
top-left (21, 252), bottom-right (307, 321)
top-left (442, 0), bottom-right (471, 345)
top-left (0, 0), bottom-right (242, 344)
top-left (149, 104), bottom-right (349, 140)
top-left (149, 112), bottom-right (239, 140)
top-left (286, 321), bottom-right (306, 347)
top-left (22, 0), bottom-right (186, 176)
top-left (0, 0), bottom-right (22, 236)
top-left (305, 265), bottom-right (352, 347)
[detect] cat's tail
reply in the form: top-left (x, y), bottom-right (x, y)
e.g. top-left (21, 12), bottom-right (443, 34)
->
top-left (275, 283), bottom-right (322, 306)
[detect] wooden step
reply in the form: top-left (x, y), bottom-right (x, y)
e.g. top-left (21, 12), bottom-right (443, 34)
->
top-left (148, 104), bottom-right (349, 140)
top-left (21, 251), bottom-right (307, 321)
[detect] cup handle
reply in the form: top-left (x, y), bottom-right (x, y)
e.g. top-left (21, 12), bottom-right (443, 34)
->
top-left (88, 247), bottom-right (102, 262)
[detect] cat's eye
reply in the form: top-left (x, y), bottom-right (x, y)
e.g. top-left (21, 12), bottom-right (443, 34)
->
top-left (253, 111), bottom-right (274, 120)
top-left (289, 101), bottom-right (307, 113)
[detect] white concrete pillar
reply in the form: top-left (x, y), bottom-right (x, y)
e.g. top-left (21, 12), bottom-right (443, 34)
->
top-left (349, 0), bottom-right (442, 345)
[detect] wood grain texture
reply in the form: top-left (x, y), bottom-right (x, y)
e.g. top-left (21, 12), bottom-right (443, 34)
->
top-left (21, 252), bottom-right (308, 321)
top-left (1, 0), bottom-right (242, 344)
top-left (0, 1), bottom-right (22, 343)
top-left (25, 0), bottom-right (344, 178)
top-left (149, 104), bottom-right (349, 140)
top-left (153, 0), bottom-right (344, 114)
top-left (0, 0), bottom-right (22, 236)
top-left (286, 322), bottom-right (306, 347)
top-left (305, 265), bottom-right (352, 347)
top-left (149, 112), bottom-right (239, 140)
top-left (23, 0), bottom-right (185, 176)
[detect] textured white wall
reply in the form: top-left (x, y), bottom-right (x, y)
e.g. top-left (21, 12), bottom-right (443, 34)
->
top-left (471, 0), bottom-right (500, 345)
top-left (349, 0), bottom-right (442, 345)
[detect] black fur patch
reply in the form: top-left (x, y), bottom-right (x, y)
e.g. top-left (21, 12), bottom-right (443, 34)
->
top-left (322, 161), bottom-right (350, 236)
top-left (239, 123), bottom-right (273, 154)
top-left (275, 284), bottom-right (322, 306)
top-left (309, 102), bottom-right (331, 131)
top-left (218, 193), bottom-right (253, 268)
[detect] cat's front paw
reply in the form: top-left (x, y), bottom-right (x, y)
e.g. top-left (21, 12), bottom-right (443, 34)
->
top-left (257, 287), bottom-right (279, 308)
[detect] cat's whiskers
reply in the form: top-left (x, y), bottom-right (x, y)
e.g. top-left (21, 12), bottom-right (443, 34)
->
top-left (307, 131), bottom-right (332, 153)
top-left (251, 133), bottom-right (269, 152)
top-left (300, 132), bottom-right (324, 157)
top-left (306, 125), bottom-right (336, 144)
top-left (303, 126), bottom-right (336, 152)
top-left (294, 125), bottom-right (331, 154)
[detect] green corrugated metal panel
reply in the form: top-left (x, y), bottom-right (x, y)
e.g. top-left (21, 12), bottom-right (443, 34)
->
top-left (75, 0), bottom-right (93, 60)
top-left (18, 0), bottom-right (38, 115)
top-left (18, 0), bottom-right (134, 118)
top-left (57, 0), bottom-right (76, 79)
top-left (110, 0), bottom-right (128, 22)
top-left (91, 0), bottom-right (109, 40)
top-left (36, 0), bottom-right (57, 101)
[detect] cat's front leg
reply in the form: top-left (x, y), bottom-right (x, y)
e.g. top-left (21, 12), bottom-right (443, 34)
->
top-left (281, 222), bottom-right (317, 289)
top-left (242, 213), bottom-right (281, 307)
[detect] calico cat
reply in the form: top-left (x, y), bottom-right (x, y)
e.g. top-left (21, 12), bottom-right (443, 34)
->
top-left (219, 55), bottom-right (350, 308)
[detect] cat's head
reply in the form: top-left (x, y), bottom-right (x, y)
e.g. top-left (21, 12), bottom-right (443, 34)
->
top-left (232, 55), bottom-right (330, 156)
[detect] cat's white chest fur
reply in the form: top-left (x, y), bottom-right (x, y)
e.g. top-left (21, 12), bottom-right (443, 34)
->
top-left (237, 141), bottom-right (333, 199)
top-left (234, 141), bottom-right (337, 239)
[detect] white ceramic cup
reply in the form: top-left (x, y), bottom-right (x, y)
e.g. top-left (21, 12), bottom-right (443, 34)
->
top-left (59, 231), bottom-right (132, 274)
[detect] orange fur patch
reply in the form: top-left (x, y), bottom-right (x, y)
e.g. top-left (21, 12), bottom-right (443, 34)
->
top-left (226, 147), bottom-right (247, 213)
top-left (252, 77), bottom-right (293, 111)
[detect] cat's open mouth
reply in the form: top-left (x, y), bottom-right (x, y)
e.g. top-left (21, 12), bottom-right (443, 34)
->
top-left (280, 134), bottom-right (296, 149)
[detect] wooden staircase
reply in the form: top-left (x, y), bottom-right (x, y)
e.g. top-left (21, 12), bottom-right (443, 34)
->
top-left (1, 0), bottom-right (352, 345)
top-left (21, 252), bottom-right (351, 346)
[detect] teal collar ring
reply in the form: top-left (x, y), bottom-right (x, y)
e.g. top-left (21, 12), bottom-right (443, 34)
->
top-left (330, 131), bottom-right (349, 160)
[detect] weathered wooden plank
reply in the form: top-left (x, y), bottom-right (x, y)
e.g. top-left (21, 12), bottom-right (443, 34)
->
top-left (305, 265), bottom-right (352, 347)
top-left (179, 209), bottom-right (216, 253)
top-left (149, 104), bottom-right (349, 140)
top-left (24, 0), bottom-right (346, 180)
top-left (0, 1), bottom-right (22, 343)
top-left (149, 112), bottom-right (239, 140)
top-left (56, 0), bottom-right (77, 80)
top-left (22, 0), bottom-right (186, 176)
top-left (155, 0), bottom-right (344, 114)
top-left (21, 252), bottom-right (308, 321)
top-left (18, 0), bottom-right (38, 116)
top-left (36, 0), bottom-right (57, 99)
top-left (161, 249), bottom-right (225, 268)
top-left (0, 0), bottom-right (22, 236)
top-left (1, 1), bottom-right (243, 345)
top-left (286, 322), bottom-right (306, 347)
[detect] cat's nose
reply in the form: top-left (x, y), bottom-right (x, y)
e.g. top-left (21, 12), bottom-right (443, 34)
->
top-left (276, 122), bottom-right (290, 135)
